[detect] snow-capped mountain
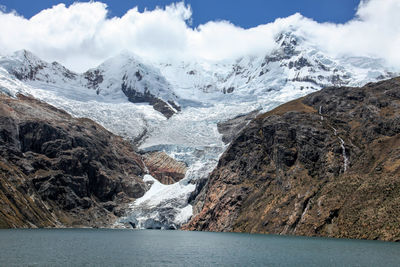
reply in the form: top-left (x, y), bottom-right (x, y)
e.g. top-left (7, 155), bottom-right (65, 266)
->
top-left (1, 32), bottom-right (393, 120)
top-left (0, 49), bottom-right (180, 118)
top-left (84, 52), bottom-right (180, 118)
top-left (0, 30), bottom-right (396, 229)
top-left (0, 50), bottom-right (77, 83)
top-left (157, 31), bottom-right (393, 103)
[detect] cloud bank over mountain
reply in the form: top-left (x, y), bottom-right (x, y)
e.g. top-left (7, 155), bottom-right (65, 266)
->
top-left (0, 0), bottom-right (399, 72)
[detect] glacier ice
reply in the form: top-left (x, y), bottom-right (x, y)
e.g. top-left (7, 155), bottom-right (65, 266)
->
top-left (118, 174), bottom-right (196, 229)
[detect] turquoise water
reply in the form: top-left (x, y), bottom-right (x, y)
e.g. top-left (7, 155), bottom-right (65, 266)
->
top-left (0, 229), bottom-right (399, 266)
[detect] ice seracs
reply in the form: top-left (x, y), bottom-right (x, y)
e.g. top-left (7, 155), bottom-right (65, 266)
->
top-left (118, 174), bottom-right (195, 230)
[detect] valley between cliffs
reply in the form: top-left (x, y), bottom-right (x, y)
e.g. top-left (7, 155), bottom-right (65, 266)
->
top-left (184, 77), bottom-right (400, 242)
top-left (1, 77), bottom-right (399, 242)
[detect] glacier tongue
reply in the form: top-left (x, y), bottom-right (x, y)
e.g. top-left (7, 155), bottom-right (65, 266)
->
top-left (117, 142), bottom-right (224, 229)
top-left (118, 174), bottom-right (196, 230)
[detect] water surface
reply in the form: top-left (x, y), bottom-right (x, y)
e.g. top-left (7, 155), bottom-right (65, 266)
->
top-left (0, 229), bottom-right (399, 266)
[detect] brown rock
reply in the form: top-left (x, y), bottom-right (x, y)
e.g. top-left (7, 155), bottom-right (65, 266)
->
top-left (0, 94), bottom-right (149, 228)
top-left (143, 151), bottom-right (187, 185)
top-left (184, 77), bottom-right (400, 241)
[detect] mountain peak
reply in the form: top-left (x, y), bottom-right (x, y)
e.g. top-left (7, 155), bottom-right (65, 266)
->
top-left (274, 30), bottom-right (305, 55)
top-left (11, 49), bottom-right (44, 65)
top-left (99, 50), bottom-right (144, 69)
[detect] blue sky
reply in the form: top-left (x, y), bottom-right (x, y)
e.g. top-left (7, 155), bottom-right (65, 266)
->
top-left (1, 0), bottom-right (360, 28)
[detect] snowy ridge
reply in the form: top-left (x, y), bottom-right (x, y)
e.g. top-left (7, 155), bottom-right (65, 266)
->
top-left (0, 50), bottom-right (180, 115)
top-left (0, 50), bottom-right (80, 88)
top-left (157, 31), bottom-right (393, 106)
top-left (84, 51), bottom-right (178, 103)
top-left (0, 29), bottom-right (397, 229)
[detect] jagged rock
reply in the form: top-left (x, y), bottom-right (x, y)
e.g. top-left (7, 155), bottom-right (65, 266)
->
top-left (121, 81), bottom-right (180, 119)
top-left (143, 151), bottom-right (187, 185)
top-left (84, 69), bottom-right (103, 94)
top-left (217, 110), bottom-right (261, 144)
top-left (187, 175), bottom-right (209, 216)
top-left (184, 77), bottom-right (400, 241)
top-left (0, 94), bottom-right (150, 228)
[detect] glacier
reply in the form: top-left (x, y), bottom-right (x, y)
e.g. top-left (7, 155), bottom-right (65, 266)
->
top-left (0, 30), bottom-right (396, 229)
top-left (117, 174), bottom-right (195, 229)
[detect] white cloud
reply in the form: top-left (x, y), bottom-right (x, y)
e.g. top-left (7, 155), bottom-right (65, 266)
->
top-left (0, 0), bottom-right (399, 72)
top-left (302, 0), bottom-right (400, 69)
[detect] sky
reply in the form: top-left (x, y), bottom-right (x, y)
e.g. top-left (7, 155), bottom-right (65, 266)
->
top-left (0, 0), bottom-right (399, 72)
top-left (0, 0), bottom-right (360, 28)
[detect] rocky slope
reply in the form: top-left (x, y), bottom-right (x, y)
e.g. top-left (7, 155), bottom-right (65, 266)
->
top-left (185, 77), bottom-right (400, 241)
top-left (0, 93), bottom-right (185, 228)
top-left (217, 110), bottom-right (261, 144)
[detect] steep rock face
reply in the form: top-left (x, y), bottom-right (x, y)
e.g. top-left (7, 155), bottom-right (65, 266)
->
top-left (185, 77), bottom-right (400, 241)
top-left (217, 110), bottom-right (261, 144)
top-left (0, 94), bottom-right (148, 228)
top-left (142, 151), bottom-right (187, 185)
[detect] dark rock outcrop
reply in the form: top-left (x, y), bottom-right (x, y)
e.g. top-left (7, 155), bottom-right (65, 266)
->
top-left (184, 77), bottom-right (400, 241)
top-left (217, 110), bottom-right (261, 144)
top-left (121, 79), bottom-right (181, 119)
top-left (0, 94), bottom-right (149, 228)
top-left (84, 69), bottom-right (103, 94)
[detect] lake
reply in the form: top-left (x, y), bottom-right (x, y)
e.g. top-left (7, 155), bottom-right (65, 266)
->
top-left (0, 229), bottom-right (399, 266)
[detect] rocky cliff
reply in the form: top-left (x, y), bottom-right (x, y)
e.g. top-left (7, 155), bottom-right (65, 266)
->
top-left (185, 77), bottom-right (400, 241)
top-left (0, 94), bottom-right (152, 228)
